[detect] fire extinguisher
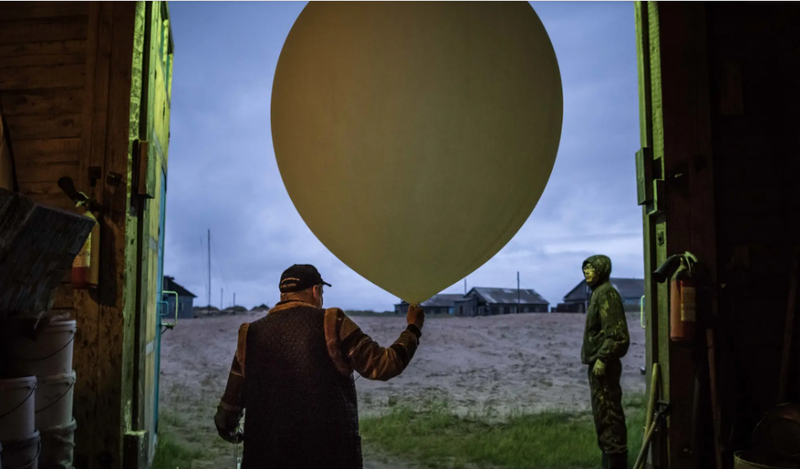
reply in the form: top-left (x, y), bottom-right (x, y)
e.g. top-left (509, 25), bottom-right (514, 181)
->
top-left (669, 254), bottom-right (698, 342)
top-left (654, 252), bottom-right (700, 342)
top-left (59, 176), bottom-right (99, 289)
top-left (71, 207), bottom-right (98, 289)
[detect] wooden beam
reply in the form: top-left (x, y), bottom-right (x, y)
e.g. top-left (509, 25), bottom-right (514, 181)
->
top-left (656, 3), bottom-right (719, 469)
top-left (0, 39), bottom-right (86, 58)
top-left (0, 64), bottom-right (86, 91)
top-left (0, 89), bottom-right (84, 117)
top-left (0, 2), bottom-right (89, 21)
top-left (3, 113), bottom-right (81, 140)
top-left (0, 16), bottom-right (88, 44)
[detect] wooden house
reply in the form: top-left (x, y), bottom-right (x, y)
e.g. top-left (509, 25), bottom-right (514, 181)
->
top-left (559, 277), bottom-right (644, 313)
top-left (394, 293), bottom-right (464, 315)
top-left (453, 287), bottom-right (549, 316)
top-left (162, 276), bottom-right (196, 320)
top-left (0, 2), bottom-right (174, 468)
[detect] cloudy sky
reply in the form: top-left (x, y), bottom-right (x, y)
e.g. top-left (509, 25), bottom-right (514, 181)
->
top-left (164, 1), bottom-right (643, 311)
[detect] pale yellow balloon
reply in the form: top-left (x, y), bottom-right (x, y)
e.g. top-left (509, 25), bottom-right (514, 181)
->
top-left (272, 2), bottom-right (563, 304)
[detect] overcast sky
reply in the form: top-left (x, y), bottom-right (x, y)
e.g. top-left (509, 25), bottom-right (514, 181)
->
top-left (164, 1), bottom-right (643, 311)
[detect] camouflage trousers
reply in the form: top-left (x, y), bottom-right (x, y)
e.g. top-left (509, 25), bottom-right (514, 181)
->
top-left (588, 359), bottom-right (627, 455)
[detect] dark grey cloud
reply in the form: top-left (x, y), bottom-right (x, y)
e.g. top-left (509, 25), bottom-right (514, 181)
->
top-left (165, 2), bottom-right (643, 311)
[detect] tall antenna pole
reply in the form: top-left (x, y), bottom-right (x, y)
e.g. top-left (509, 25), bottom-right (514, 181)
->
top-left (220, 288), bottom-right (223, 310)
top-left (517, 271), bottom-right (520, 313)
top-left (234, 292), bottom-right (236, 307)
top-left (207, 229), bottom-right (211, 308)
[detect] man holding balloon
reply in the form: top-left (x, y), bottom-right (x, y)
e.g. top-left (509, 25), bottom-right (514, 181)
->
top-left (214, 264), bottom-right (425, 469)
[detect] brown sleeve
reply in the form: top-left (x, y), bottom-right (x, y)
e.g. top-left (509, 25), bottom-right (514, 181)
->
top-left (334, 309), bottom-right (421, 381)
top-left (215, 323), bottom-right (249, 435)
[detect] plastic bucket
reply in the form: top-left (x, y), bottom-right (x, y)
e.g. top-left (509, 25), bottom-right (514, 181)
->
top-left (0, 377), bottom-right (37, 443)
top-left (39, 419), bottom-right (76, 469)
top-left (0, 431), bottom-right (40, 469)
top-left (734, 451), bottom-right (798, 469)
top-left (7, 320), bottom-right (76, 378)
top-left (34, 372), bottom-right (75, 430)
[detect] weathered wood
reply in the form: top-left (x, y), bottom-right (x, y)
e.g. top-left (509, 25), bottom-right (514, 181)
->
top-left (0, 88), bottom-right (84, 117)
top-left (0, 188), bottom-right (94, 318)
top-left (0, 39), bottom-right (85, 58)
top-left (50, 283), bottom-right (74, 310)
top-left (0, 64), bottom-right (85, 91)
top-left (0, 2), bottom-right (89, 21)
top-left (3, 113), bottom-right (81, 140)
top-left (0, 16), bottom-right (88, 45)
top-left (0, 51), bottom-right (85, 68)
top-left (15, 159), bottom-right (79, 185)
top-left (8, 138), bottom-right (81, 164)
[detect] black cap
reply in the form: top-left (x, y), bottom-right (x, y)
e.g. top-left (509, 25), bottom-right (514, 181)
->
top-left (279, 264), bottom-right (332, 293)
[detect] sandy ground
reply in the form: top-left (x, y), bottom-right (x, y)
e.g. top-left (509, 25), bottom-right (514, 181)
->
top-left (159, 312), bottom-right (645, 468)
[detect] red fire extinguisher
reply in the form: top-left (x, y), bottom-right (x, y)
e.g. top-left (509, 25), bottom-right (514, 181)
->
top-left (670, 254), bottom-right (698, 342)
top-left (71, 205), bottom-right (98, 289)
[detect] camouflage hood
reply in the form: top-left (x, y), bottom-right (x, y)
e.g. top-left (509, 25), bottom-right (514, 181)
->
top-left (583, 255), bottom-right (612, 289)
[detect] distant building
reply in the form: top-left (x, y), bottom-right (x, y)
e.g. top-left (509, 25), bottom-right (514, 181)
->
top-left (558, 278), bottom-right (645, 313)
top-left (453, 287), bottom-right (549, 316)
top-left (395, 294), bottom-right (464, 315)
top-left (162, 276), bottom-right (197, 319)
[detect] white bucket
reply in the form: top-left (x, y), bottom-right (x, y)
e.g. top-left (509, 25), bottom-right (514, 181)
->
top-left (0, 377), bottom-right (37, 443)
top-left (7, 320), bottom-right (76, 378)
top-left (39, 419), bottom-right (76, 469)
top-left (34, 372), bottom-right (75, 431)
top-left (0, 431), bottom-right (40, 469)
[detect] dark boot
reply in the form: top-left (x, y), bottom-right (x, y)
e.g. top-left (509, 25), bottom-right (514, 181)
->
top-left (602, 453), bottom-right (610, 469)
top-left (607, 451), bottom-right (628, 469)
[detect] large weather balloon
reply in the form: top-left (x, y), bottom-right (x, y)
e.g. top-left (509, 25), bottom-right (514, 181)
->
top-left (272, 2), bottom-right (563, 304)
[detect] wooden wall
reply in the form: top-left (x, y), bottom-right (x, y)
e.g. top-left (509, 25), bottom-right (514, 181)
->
top-left (705, 1), bottom-right (800, 451)
top-left (638, 3), bottom-right (800, 469)
top-left (1, 3), bottom-right (139, 469)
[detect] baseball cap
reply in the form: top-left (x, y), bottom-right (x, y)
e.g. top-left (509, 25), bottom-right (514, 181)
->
top-left (279, 264), bottom-right (332, 293)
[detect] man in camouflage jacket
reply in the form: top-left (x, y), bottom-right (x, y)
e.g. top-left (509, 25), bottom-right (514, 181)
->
top-left (581, 255), bottom-right (630, 469)
top-left (214, 264), bottom-right (425, 469)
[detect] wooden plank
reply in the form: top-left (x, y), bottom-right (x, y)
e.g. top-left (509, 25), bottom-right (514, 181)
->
top-left (3, 113), bottom-right (81, 140)
top-left (0, 2), bottom-right (89, 20)
top-left (0, 16), bottom-right (88, 45)
top-left (0, 39), bottom-right (85, 58)
top-left (0, 88), bottom-right (84, 117)
top-left (0, 64), bottom-right (85, 91)
top-left (15, 159), bottom-right (79, 184)
top-left (0, 51), bottom-right (85, 67)
top-left (12, 138), bottom-right (80, 165)
top-left (97, 3), bottom-right (136, 462)
top-left (51, 283), bottom-right (75, 310)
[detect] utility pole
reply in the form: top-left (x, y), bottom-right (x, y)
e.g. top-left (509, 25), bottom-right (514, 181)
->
top-left (517, 271), bottom-right (520, 313)
top-left (234, 292), bottom-right (236, 307)
top-left (208, 230), bottom-right (212, 308)
top-left (220, 288), bottom-right (223, 310)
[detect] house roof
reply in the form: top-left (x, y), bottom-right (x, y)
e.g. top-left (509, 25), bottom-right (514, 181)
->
top-left (397, 293), bottom-right (464, 308)
top-left (421, 294), bottom-right (464, 308)
top-left (163, 276), bottom-right (197, 298)
top-left (463, 287), bottom-right (549, 305)
top-left (564, 278), bottom-right (644, 301)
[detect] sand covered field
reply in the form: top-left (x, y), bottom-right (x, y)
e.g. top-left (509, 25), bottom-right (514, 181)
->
top-left (158, 312), bottom-right (645, 468)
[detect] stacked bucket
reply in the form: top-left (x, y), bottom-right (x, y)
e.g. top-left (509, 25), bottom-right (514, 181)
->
top-left (0, 320), bottom-right (78, 469)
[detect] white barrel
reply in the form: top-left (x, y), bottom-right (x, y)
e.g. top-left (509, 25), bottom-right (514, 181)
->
top-left (34, 372), bottom-right (75, 431)
top-left (7, 320), bottom-right (76, 378)
top-left (0, 377), bottom-right (37, 443)
top-left (0, 431), bottom-right (39, 469)
top-left (39, 419), bottom-right (76, 469)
